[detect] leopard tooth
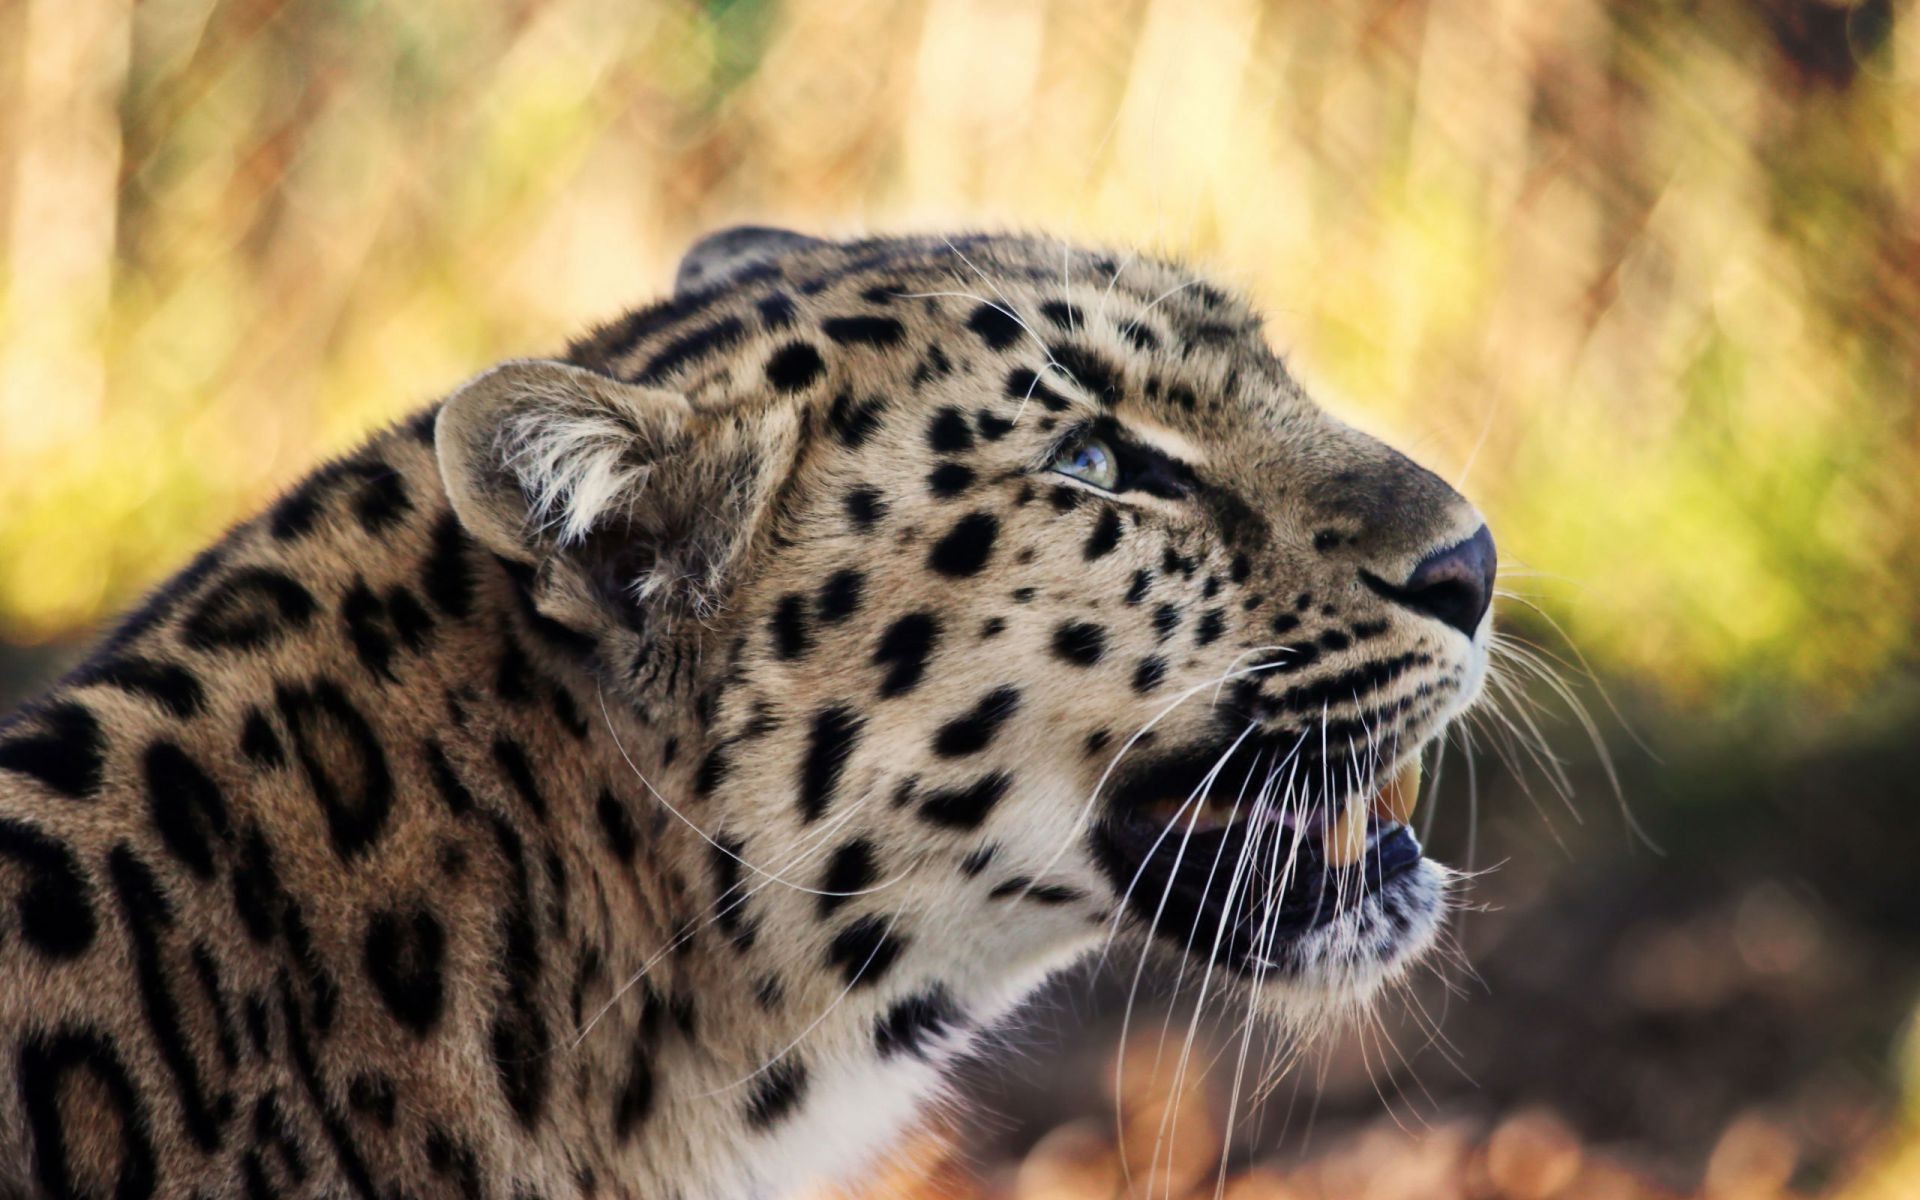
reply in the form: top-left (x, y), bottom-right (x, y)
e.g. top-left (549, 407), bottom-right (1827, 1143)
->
top-left (1321, 794), bottom-right (1368, 868)
top-left (1373, 755), bottom-right (1423, 826)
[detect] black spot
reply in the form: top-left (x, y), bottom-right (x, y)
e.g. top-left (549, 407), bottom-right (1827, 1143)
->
top-left (911, 343), bottom-right (954, 389)
top-left (1313, 529), bottom-right (1342, 553)
top-left (818, 838), bottom-right (878, 917)
top-left (979, 616), bottom-right (1007, 639)
top-left (918, 772), bottom-right (1012, 830)
top-left (0, 817), bottom-right (96, 960)
top-left (694, 742), bottom-right (734, 797)
top-left (1269, 612), bottom-right (1301, 636)
top-left (274, 459), bottom-right (414, 541)
top-left (876, 985), bottom-right (961, 1060)
top-left (240, 708), bottom-right (284, 769)
top-left (1051, 622), bottom-right (1107, 667)
top-left (1047, 485), bottom-right (1082, 514)
top-left (771, 592), bottom-right (812, 659)
top-left (276, 680), bottom-right (393, 861)
top-left (873, 613), bottom-right (940, 698)
top-left (143, 741), bottom-right (233, 880)
top-left (815, 570), bottom-right (865, 624)
top-left (613, 1042), bottom-right (654, 1141)
top-left (1125, 570), bottom-right (1153, 605)
top-left (927, 406), bottom-right (975, 453)
top-left (492, 738), bottom-right (548, 821)
top-left (490, 1002), bottom-right (549, 1130)
top-left (596, 790), bottom-right (639, 863)
top-left (966, 302), bottom-right (1023, 350)
top-left (229, 827), bottom-right (283, 944)
top-left (766, 342), bottom-right (826, 392)
top-left (1084, 729), bottom-right (1112, 756)
top-left (0, 702), bottom-right (104, 799)
top-left (191, 946), bottom-right (240, 1069)
top-left (1040, 300), bottom-right (1083, 331)
top-left (70, 656), bottom-right (205, 719)
top-left (422, 514), bottom-right (475, 619)
top-left (424, 1124), bottom-right (483, 1200)
top-left (826, 915), bottom-right (906, 987)
top-left (1318, 629), bottom-right (1352, 652)
top-left (844, 486), bottom-right (888, 530)
top-left (340, 582), bottom-right (397, 682)
top-left (996, 880), bottom-right (1082, 905)
top-left (1012, 586), bottom-right (1038, 603)
top-left (1085, 507), bottom-right (1124, 560)
top-left (926, 462), bottom-right (975, 498)
top-left (107, 846), bottom-right (229, 1152)
top-left (958, 844), bottom-right (997, 876)
top-left (745, 1058), bottom-right (808, 1130)
top-left (549, 684), bottom-right (589, 740)
top-left (280, 903), bottom-right (341, 1038)
top-left (496, 636), bottom-right (535, 704)
top-left (1049, 343), bottom-right (1122, 404)
top-left (927, 512), bottom-right (999, 577)
top-left (827, 391), bottom-right (886, 448)
top-left (1119, 320), bottom-right (1160, 352)
top-left (933, 686), bottom-right (1021, 758)
top-left (638, 315), bottom-right (747, 383)
top-left (251, 1090), bottom-right (306, 1182)
top-left (19, 1027), bottom-right (157, 1200)
top-left (976, 410), bottom-right (1014, 441)
top-left (181, 564), bottom-right (316, 648)
top-left (1229, 554), bottom-right (1252, 584)
top-left (1005, 367), bottom-right (1071, 411)
top-left (799, 706), bottom-right (864, 823)
top-left (244, 995), bottom-right (270, 1058)
top-left (823, 315), bottom-right (906, 348)
top-left (347, 1074), bottom-right (397, 1129)
top-left (424, 741), bottom-right (474, 817)
top-left (364, 907), bottom-right (447, 1037)
top-left (1153, 604), bottom-right (1182, 640)
top-left (757, 293), bottom-right (797, 330)
top-left (1195, 608), bottom-right (1226, 646)
top-left (709, 833), bottom-right (752, 949)
top-left (385, 587), bottom-right (435, 651)
top-left (1132, 657), bottom-right (1167, 693)
top-left (351, 466), bottom-right (412, 534)
top-left (755, 974), bottom-right (785, 1011)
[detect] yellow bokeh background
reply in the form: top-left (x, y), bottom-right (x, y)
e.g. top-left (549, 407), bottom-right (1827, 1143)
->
top-left (3, 0), bottom-right (1915, 709)
top-left (5, 1), bottom-right (1920, 1196)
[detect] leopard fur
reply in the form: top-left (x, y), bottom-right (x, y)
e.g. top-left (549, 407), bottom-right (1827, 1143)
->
top-left (0, 229), bottom-right (1492, 1199)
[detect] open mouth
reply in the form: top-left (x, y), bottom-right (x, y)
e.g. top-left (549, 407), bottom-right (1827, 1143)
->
top-left (1088, 737), bottom-right (1429, 977)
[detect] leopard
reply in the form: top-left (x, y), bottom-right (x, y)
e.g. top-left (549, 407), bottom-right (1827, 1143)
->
top-left (0, 227), bottom-right (1497, 1199)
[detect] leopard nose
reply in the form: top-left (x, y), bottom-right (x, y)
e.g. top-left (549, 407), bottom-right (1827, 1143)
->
top-left (1376, 524), bottom-right (1497, 638)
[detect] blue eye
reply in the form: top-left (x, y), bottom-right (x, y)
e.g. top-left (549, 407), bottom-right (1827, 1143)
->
top-left (1051, 437), bottom-right (1120, 490)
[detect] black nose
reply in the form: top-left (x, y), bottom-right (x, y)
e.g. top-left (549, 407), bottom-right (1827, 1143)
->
top-left (1369, 524), bottom-right (1496, 638)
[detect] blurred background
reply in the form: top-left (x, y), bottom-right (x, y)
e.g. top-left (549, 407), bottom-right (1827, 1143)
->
top-left (1, 0), bottom-right (1917, 1196)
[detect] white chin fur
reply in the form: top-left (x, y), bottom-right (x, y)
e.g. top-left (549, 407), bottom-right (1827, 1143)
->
top-left (1249, 859), bottom-right (1452, 1028)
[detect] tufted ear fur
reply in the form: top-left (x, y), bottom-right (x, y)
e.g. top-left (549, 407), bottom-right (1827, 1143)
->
top-left (674, 225), bottom-right (824, 297)
top-left (436, 359), bottom-right (798, 642)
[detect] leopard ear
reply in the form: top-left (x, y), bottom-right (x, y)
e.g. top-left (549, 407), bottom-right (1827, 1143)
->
top-left (436, 359), bottom-right (798, 630)
top-left (675, 225), bottom-right (824, 297)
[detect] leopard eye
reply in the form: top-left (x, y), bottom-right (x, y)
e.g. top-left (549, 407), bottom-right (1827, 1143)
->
top-left (1050, 436), bottom-right (1120, 491)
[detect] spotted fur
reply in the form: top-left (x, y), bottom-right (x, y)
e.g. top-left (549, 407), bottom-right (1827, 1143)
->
top-left (0, 229), bottom-right (1491, 1199)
